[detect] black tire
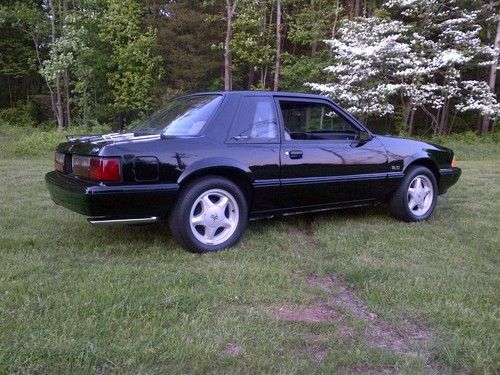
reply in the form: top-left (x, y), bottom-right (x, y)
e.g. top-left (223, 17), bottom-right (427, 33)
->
top-left (169, 176), bottom-right (248, 253)
top-left (388, 166), bottom-right (438, 222)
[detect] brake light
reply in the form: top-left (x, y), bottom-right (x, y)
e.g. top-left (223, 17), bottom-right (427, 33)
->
top-left (54, 152), bottom-right (64, 172)
top-left (89, 157), bottom-right (121, 181)
top-left (451, 157), bottom-right (457, 168)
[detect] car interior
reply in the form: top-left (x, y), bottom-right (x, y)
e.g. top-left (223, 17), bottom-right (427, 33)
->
top-left (279, 101), bottom-right (359, 141)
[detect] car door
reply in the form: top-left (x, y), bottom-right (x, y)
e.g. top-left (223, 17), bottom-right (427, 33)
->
top-left (276, 97), bottom-right (389, 209)
top-left (225, 94), bottom-right (281, 212)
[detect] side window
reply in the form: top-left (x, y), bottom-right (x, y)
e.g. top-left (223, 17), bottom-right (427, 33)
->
top-left (228, 96), bottom-right (278, 142)
top-left (279, 100), bottom-right (357, 141)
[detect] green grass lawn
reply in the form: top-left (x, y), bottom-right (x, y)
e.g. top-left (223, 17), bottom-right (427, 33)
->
top-left (0, 142), bottom-right (498, 374)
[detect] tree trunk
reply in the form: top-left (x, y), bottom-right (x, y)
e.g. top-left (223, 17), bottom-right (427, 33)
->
top-left (311, 0), bottom-right (316, 56)
top-left (50, 0), bottom-right (64, 131)
top-left (224, 0), bottom-right (237, 91)
top-left (273, 0), bottom-right (282, 91)
top-left (354, 0), bottom-right (360, 17)
top-left (438, 100), bottom-right (449, 135)
top-left (247, 65), bottom-right (255, 89)
top-left (480, 18), bottom-right (500, 134)
top-left (408, 110), bottom-right (415, 136)
top-left (331, 0), bottom-right (340, 39)
top-left (64, 69), bottom-right (71, 128)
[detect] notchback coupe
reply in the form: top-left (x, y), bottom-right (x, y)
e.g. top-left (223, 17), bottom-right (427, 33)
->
top-left (46, 91), bottom-right (461, 252)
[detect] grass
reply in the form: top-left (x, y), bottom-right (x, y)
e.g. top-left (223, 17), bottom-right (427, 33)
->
top-left (0, 133), bottom-right (498, 374)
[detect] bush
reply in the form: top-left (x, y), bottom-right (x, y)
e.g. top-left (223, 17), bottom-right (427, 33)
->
top-left (11, 130), bottom-right (66, 158)
top-left (0, 122), bottom-right (114, 158)
top-left (427, 131), bottom-right (500, 161)
top-left (0, 102), bottom-right (37, 128)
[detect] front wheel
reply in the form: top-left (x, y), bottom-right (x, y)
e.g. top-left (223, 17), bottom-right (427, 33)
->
top-left (169, 176), bottom-right (248, 253)
top-left (388, 166), bottom-right (437, 222)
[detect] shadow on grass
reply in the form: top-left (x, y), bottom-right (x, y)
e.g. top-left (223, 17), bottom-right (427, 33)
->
top-left (61, 205), bottom-right (391, 253)
top-left (248, 204), bottom-right (391, 232)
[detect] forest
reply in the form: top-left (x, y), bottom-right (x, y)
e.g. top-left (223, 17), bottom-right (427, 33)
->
top-left (0, 0), bottom-right (498, 136)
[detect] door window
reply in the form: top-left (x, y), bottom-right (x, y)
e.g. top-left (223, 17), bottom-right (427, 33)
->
top-left (278, 100), bottom-right (357, 141)
top-left (228, 96), bottom-right (279, 143)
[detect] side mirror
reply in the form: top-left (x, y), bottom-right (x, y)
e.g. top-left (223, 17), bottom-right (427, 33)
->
top-left (359, 130), bottom-right (371, 142)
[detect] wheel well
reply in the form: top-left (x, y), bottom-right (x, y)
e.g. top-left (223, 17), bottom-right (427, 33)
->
top-left (179, 167), bottom-right (253, 205)
top-left (406, 158), bottom-right (440, 183)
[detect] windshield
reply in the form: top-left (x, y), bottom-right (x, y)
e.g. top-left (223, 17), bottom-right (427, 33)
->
top-left (131, 95), bottom-right (223, 136)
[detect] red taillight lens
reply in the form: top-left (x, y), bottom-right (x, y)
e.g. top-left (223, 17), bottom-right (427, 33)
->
top-left (54, 152), bottom-right (64, 172)
top-left (451, 157), bottom-right (458, 168)
top-left (89, 157), bottom-right (121, 182)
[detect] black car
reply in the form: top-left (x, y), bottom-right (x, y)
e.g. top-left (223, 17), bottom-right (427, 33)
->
top-left (46, 91), bottom-right (461, 252)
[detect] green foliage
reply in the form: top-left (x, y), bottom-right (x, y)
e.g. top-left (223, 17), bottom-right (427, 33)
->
top-left (0, 0), bottom-right (497, 135)
top-left (0, 102), bottom-right (37, 127)
top-left (280, 53), bottom-right (330, 92)
top-left (11, 129), bottom-right (66, 157)
top-left (0, 122), bottom-right (113, 158)
top-left (232, 2), bottom-right (275, 74)
top-left (100, 0), bottom-right (163, 115)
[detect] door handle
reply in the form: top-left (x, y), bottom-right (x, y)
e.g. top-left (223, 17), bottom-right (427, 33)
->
top-left (286, 150), bottom-right (303, 159)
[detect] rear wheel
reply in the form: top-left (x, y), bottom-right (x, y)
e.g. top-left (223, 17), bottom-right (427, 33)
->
top-left (169, 176), bottom-right (248, 252)
top-left (389, 166), bottom-right (437, 222)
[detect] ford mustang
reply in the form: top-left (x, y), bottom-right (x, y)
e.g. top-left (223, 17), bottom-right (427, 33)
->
top-left (45, 91), bottom-right (461, 252)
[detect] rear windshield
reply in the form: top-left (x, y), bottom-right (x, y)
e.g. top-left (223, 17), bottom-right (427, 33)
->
top-left (131, 95), bottom-right (222, 136)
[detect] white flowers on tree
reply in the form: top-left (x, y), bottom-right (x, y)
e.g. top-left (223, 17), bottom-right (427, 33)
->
top-left (308, 18), bottom-right (409, 122)
top-left (308, 0), bottom-right (499, 135)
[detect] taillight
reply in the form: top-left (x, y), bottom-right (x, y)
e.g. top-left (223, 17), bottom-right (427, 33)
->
top-left (72, 155), bottom-right (91, 178)
top-left (451, 157), bottom-right (458, 168)
top-left (54, 152), bottom-right (64, 172)
top-left (89, 157), bottom-right (121, 182)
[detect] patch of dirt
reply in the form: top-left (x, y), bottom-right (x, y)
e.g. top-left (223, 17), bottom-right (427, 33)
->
top-left (220, 343), bottom-right (242, 357)
top-left (275, 299), bottom-right (342, 323)
top-left (307, 274), bottom-right (434, 357)
top-left (268, 272), bottom-right (438, 368)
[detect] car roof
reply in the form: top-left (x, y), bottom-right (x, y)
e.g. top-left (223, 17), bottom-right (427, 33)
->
top-left (182, 90), bottom-right (328, 100)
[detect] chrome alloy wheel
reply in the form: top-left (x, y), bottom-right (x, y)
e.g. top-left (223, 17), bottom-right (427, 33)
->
top-left (189, 188), bottom-right (240, 246)
top-left (407, 174), bottom-right (434, 216)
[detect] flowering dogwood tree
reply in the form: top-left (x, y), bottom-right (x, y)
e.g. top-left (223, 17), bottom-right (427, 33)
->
top-left (307, 18), bottom-right (410, 122)
top-left (309, 0), bottom-right (499, 135)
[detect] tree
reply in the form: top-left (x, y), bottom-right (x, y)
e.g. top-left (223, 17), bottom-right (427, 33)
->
top-left (309, 0), bottom-right (499, 135)
top-left (307, 18), bottom-right (409, 122)
top-left (479, 12), bottom-right (499, 134)
top-left (273, 0), bottom-right (281, 90)
top-left (100, 0), bottom-right (162, 128)
top-left (224, 0), bottom-right (237, 90)
top-left (385, 0), bottom-right (499, 135)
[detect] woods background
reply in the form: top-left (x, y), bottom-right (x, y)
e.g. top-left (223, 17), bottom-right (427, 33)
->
top-left (0, 0), bottom-right (498, 137)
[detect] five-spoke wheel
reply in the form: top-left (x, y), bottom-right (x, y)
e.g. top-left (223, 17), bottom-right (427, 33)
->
top-left (389, 166), bottom-right (437, 222)
top-left (189, 189), bottom-right (239, 246)
top-left (169, 176), bottom-right (248, 253)
top-left (407, 175), bottom-right (434, 217)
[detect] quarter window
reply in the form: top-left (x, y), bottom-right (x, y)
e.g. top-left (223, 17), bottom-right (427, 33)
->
top-left (228, 96), bottom-right (278, 142)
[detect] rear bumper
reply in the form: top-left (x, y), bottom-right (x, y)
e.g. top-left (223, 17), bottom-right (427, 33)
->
top-left (438, 167), bottom-right (461, 194)
top-left (45, 171), bottom-right (178, 219)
